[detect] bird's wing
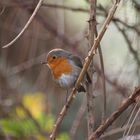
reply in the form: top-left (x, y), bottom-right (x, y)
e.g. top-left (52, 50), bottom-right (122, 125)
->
top-left (69, 55), bottom-right (83, 68)
top-left (69, 55), bottom-right (92, 83)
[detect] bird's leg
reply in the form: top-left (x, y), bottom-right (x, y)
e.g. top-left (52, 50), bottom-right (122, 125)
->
top-left (65, 89), bottom-right (69, 103)
top-left (65, 89), bottom-right (70, 108)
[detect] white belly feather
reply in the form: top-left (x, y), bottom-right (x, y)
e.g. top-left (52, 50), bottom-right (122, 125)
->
top-left (58, 73), bottom-right (77, 89)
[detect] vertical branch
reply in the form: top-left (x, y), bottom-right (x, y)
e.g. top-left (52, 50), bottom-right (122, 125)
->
top-left (89, 0), bottom-right (106, 124)
top-left (2, 0), bottom-right (43, 48)
top-left (86, 0), bottom-right (97, 138)
top-left (88, 0), bottom-right (106, 136)
top-left (89, 87), bottom-right (140, 140)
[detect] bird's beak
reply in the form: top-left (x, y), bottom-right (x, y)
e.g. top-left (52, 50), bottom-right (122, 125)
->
top-left (40, 61), bottom-right (47, 65)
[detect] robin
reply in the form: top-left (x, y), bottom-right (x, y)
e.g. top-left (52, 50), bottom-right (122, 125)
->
top-left (42, 48), bottom-right (92, 93)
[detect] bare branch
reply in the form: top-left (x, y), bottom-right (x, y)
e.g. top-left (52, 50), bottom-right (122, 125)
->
top-left (0, 6), bottom-right (5, 16)
top-left (86, 0), bottom-right (97, 137)
top-left (114, 22), bottom-right (140, 66)
top-left (42, 3), bottom-right (88, 13)
top-left (101, 122), bottom-right (140, 140)
top-left (50, 0), bottom-right (122, 139)
top-left (89, 1), bottom-right (107, 122)
top-left (124, 106), bottom-right (140, 138)
top-left (122, 103), bottom-right (138, 137)
top-left (113, 18), bottom-right (140, 35)
top-left (2, 0), bottom-right (43, 48)
top-left (89, 87), bottom-right (140, 140)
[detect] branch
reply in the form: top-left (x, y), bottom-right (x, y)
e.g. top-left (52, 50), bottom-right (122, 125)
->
top-left (0, 6), bottom-right (5, 16)
top-left (2, 0), bottom-right (43, 48)
top-left (94, 64), bottom-right (128, 97)
top-left (97, 4), bottom-right (140, 66)
top-left (98, 4), bottom-right (140, 35)
top-left (124, 105), bottom-right (140, 138)
top-left (89, 86), bottom-right (140, 140)
top-left (114, 22), bottom-right (140, 66)
top-left (86, 0), bottom-right (97, 137)
top-left (15, 0), bottom-right (77, 48)
top-left (113, 18), bottom-right (140, 35)
top-left (100, 122), bottom-right (140, 140)
top-left (50, 0), bottom-right (122, 139)
top-left (42, 3), bottom-right (88, 13)
top-left (89, 0), bottom-right (107, 122)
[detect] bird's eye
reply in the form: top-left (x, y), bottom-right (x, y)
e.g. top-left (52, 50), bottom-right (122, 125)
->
top-left (52, 55), bottom-right (56, 59)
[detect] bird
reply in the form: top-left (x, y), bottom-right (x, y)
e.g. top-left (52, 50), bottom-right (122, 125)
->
top-left (42, 48), bottom-right (92, 94)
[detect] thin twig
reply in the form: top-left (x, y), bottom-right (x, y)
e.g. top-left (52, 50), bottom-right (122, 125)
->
top-left (98, 46), bottom-right (107, 123)
top-left (122, 103), bottom-right (138, 137)
top-left (89, 87), bottom-right (140, 140)
top-left (114, 22), bottom-right (140, 66)
top-left (100, 122), bottom-right (140, 140)
top-left (94, 64), bottom-right (128, 97)
top-left (98, 4), bottom-right (140, 66)
top-left (0, 6), bottom-right (5, 16)
top-left (50, 0), bottom-right (122, 139)
top-left (14, 0), bottom-right (77, 48)
top-left (2, 0), bottom-right (43, 48)
top-left (124, 106), bottom-right (140, 139)
top-left (113, 18), bottom-right (140, 35)
top-left (42, 3), bottom-right (88, 13)
top-left (98, 4), bottom-right (140, 35)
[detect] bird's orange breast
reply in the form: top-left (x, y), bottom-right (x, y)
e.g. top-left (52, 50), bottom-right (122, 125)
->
top-left (48, 57), bottom-right (73, 79)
